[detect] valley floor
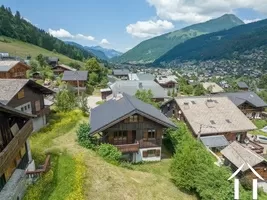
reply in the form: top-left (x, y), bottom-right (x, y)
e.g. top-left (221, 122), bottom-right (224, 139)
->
top-left (25, 111), bottom-right (196, 200)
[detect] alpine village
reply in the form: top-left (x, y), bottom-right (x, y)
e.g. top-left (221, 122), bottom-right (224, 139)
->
top-left (2, 3), bottom-right (267, 200)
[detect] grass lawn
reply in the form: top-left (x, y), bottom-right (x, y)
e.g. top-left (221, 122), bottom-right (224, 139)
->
top-left (25, 110), bottom-right (196, 200)
top-left (0, 36), bottom-right (84, 66)
top-left (249, 119), bottom-right (267, 136)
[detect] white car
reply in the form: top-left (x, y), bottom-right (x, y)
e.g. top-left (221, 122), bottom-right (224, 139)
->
top-left (255, 135), bottom-right (267, 144)
top-left (261, 126), bottom-right (267, 133)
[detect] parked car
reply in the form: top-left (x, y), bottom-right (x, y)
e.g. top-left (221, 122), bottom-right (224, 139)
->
top-left (261, 126), bottom-right (267, 133)
top-left (255, 135), bottom-right (267, 144)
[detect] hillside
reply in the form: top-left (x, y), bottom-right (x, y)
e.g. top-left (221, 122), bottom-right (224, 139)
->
top-left (89, 46), bottom-right (122, 59)
top-left (113, 14), bottom-right (244, 64)
top-left (65, 41), bottom-right (109, 60)
top-left (154, 18), bottom-right (267, 65)
top-left (0, 6), bottom-right (93, 61)
top-left (0, 36), bottom-right (84, 66)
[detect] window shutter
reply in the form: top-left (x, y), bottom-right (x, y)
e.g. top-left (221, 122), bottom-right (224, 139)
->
top-left (143, 150), bottom-right (148, 158)
top-left (155, 149), bottom-right (161, 157)
top-left (108, 133), bottom-right (114, 144)
top-left (143, 130), bottom-right (148, 140)
top-left (156, 129), bottom-right (162, 139)
top-left (139, 115), bottom-right (144, 122)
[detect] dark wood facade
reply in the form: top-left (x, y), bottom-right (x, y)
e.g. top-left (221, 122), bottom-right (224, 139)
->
top-left (238, 102), bottom-right (265, 119)
top-left (0, 62), bottom-right (30, 79)
top-left (53, 65), bottom-right (74, 75)
top-left (7, 85), bottom-right (46, 117)
top-left (101, 114), bottom-right (164, 153)
top-left (157, 81), bottom-right (176, 89)
top-left (0, 113), bottom-right (33, 191)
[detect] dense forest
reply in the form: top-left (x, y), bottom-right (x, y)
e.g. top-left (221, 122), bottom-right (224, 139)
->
top-left (154, 18), bottom-right (267, 64)
top-left (0, 6), bottom-right (93, 61)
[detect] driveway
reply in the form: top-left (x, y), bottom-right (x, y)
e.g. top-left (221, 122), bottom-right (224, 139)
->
top-left (87, 96), bottom-right (102, 109)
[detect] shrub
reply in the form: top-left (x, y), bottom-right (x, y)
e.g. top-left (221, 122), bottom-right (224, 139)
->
top-left (55, 89), bottom-right (77, 112)
top-left (76, 123), bottom-right (96, 149)
top-left (96, 100), bottom-right (104, 105)
top-left (97, 144), bottom-right (122, 164)
top-left (86, 83), bottom-right (94, 95)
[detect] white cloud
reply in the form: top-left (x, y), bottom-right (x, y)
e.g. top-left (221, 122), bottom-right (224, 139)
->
top-left (126, 19), bottom-right (174, 38)
top-left (243, 18), bottom-right (262, 24)
top-left (76, 34), bottom-right (95, 41)
top-left (48, 28), bottom-right (74, 38)
top-left (48, 28), bottom-right (95, 41)
top-left (100, 39), bottom-right (110, 45)
top-left (146, 0), bottom-right (267, 23)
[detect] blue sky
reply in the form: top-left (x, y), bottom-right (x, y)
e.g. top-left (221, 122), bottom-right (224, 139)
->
top-left (1, 0), bottom-right (267, 52)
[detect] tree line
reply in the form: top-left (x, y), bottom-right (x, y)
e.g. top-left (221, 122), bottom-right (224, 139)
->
top-left (0, 6), bottom-right (93, 61)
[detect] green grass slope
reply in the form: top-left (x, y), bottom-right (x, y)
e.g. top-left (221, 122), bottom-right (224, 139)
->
top-left (113, 14), bottom-right (244, 64)
top-left (0, 36), bottom-right (84, 65)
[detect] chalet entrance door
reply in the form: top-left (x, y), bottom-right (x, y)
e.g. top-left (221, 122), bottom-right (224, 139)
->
top-left (132, 130), bottom-right (136, 143)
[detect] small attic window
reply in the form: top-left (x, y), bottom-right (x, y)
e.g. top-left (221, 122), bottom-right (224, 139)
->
top-left (213, 100), bottom-right (218, 103)
top-left (210, 120), bottom-right (216, 125)
top-left (226, 119), bottom-right (231, 123)
top-left (207, 99), bottom-right (213, 103)
top-left (191, 101), bottom-right (196, 104)
top-left (184, 102), bottom-right (189, 105)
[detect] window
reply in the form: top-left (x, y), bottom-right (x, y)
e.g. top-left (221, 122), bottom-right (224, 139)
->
top-left (21, 107), bottom-right (24, 112)
top-left (35, 100), bottom-right (41, 112)
top-left (129, 115), bottom-right (138, 123)
top-left (210, 120), bottom-right (216, 125)
top-left (113, 131), bottom-right (127, 145)
top-left (148, 129), bottom-right (156, 139)
top-left (17, 89), bottom-right (25, 99)
top-left (147, 150), bottom-right (156, 157)
top-left (214, 100), bottom-right (218, 104)
top-left (191, 101), bottom-right (196, 104)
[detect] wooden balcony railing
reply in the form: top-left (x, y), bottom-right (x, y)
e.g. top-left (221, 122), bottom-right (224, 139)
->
top-left (26, 155), bottom-right (51, 179)
top-left (139, 139), bottom-right (161, 148)
top-left (0, 120), bottom-right (33, 175)
top-left (115, 142), bottom-right (139, 153)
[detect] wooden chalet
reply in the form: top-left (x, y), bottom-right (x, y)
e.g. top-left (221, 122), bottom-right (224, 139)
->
top-left (112, 69), bottom-right (129, 80)
top-left (53, 64), bottom-right (76, 75)
top-left (0, 103), bottom-right (34, 199)
top-left (0, 61), bottom-right (30, 79)
top-left (163, 96), bottom-right (256, 143)
top-left (61, 71), bottom-right (88, 92)
top-left (46, 57), bottom-right (59, 67)
top-left (221, 141), bottom-right (267, 180)
top-left (89, 93), bottom-right (176, 163)
top-left (155, 75), bottom-right (178, 89)
top-left (0, 79), bottom-right (54, 131)
top-left (215, 91), bottom-right (267, 119)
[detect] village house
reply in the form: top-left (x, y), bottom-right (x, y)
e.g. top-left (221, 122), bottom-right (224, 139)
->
top-left (155, 75), bottom-right (178, 90)
top-left (128, 73), bottom-right (155, 81)
top-left (89, 93), bottom-right (176, 163)
top-left (221, 141), bottom-right (267, 180)
top-left (53, 64), bottom-right (76, 75)
top-left (237, 82), bottom-right (249, 91)
top-left (215, 91), bottom-right (267, 119)
top-left (112, 69), bottom-right (130, 80)
top-left (0, 79), bottom-right (54, 131)
top-left (46, 57), bottom-right (59, 68)
top-left (61, 71), bottom-right (88, 92)
top-left (100, 80), bottom-right (168, 102)
top-left (202, 82), bottom-right (224, 94)
top-left (0, 61), bottom-right (30, 79)
top-left (0, 103), bottom-right (35, 199)
top-left (172, 96), bottom-right (256, 142)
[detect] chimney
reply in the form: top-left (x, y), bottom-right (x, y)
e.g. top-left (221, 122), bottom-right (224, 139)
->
top-left (139, 82), bottom-right (143, 89)
top-left (206, 99), bottom-right (215, 108)
top-left (183, 102), bottom-right (190, 109)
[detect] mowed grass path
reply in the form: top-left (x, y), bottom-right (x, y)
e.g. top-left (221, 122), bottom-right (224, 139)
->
top-left (0, 36), bottom-right (84, 66)
top-left (27, 111), bottom-right (196, 200)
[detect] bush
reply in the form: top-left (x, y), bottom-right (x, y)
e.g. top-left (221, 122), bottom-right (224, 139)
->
top-left (76, 123), bottom-right (96, 149)
top-left (86, 84), bottom-right (94, 95)
top-left (97, 144), bottom-right (122, 164)
top-left (55, 89), bottom-right (77, 112)
top-left (96, 100), bottom-right (104, 105)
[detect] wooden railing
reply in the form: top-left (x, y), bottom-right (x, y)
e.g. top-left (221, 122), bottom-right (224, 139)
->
top-left (115, 143), bottom-right (139, 153)
top-left (0, 120), bottom-right (33, 175)
top-left (139, 139), bottom-right (161, 148)
top-left (26, 155), bottom-right (51, 179)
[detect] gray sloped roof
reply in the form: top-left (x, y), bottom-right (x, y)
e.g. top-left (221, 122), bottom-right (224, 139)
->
top-left (113, 69), bottom-right (129, 76)
top-left (55, 64), bottom-right (77, 71)
top-left (200, 135), bottom-right (229, 148)
top-left (89, 93), bottom-right (176, 135)
top-left (110, 80), bottom-right (168, 98)
top-left (215, 91), bottom-right (267, 108)
top-left (128, 73), bottom-right (155, 81)
top-left (221, 141), bottom-right (265, 172)
top-left (0, 79), bottom-right (54, 105)
top-left (0, 61), bottom-right (20, 72)
top-left (237, 82), bottom-right (249, 89)
top-left (62, 71), bottom-right (88, 81)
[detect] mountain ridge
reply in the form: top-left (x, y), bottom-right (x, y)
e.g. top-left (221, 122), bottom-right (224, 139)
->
top-left (112, 14), bottom-right (244, 64)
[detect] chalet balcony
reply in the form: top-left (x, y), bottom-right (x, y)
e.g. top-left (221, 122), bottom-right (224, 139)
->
top-left (139, 139), bottom-right (161, 148)
top-left (115, 142), bottom-right (139, 153)
top-left (0, 120), bottom-right (33, 175)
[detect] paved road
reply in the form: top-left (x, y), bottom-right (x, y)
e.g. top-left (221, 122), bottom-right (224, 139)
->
top-left (87, 96), bottom-right (102, 109)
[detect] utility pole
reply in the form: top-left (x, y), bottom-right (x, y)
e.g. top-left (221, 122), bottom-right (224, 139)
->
top-left (75, 71), bottom-right (80, 96)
